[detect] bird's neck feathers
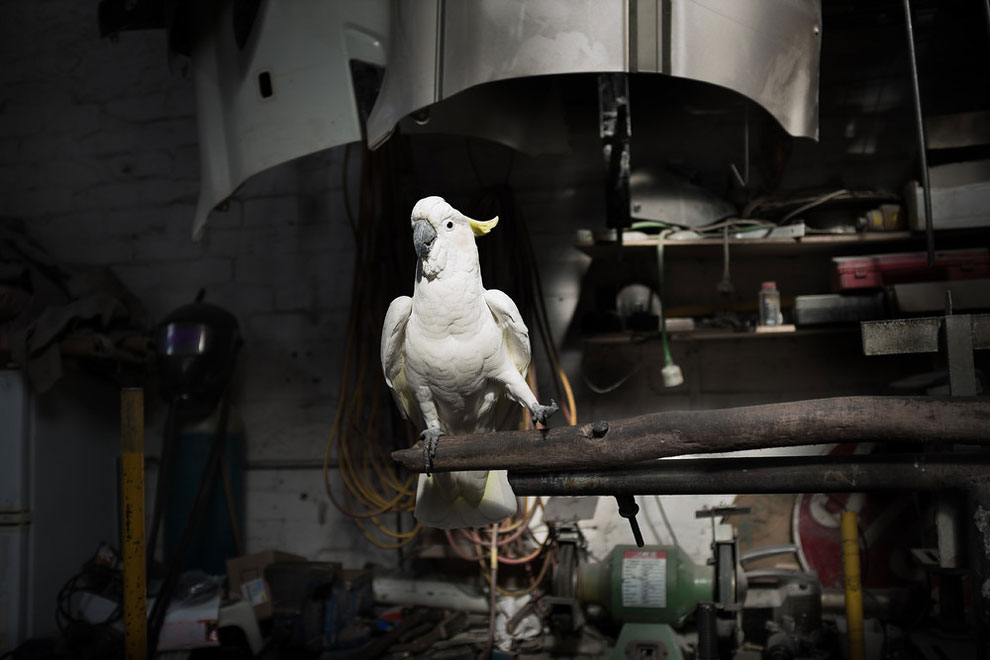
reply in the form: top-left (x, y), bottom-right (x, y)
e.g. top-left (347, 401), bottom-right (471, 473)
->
top-left (414, 242), bottom-right (484, 302)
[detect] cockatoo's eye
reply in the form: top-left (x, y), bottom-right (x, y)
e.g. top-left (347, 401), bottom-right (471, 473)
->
top-left (445, 221), bottom-right (454, 230)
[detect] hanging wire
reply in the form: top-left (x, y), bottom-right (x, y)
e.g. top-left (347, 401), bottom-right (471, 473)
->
top-left (322, 139), bottom-right (421, 549)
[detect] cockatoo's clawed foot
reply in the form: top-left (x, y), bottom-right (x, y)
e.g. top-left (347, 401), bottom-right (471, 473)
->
top-left (421, 428), bottom-right (444, 476)
top-left (531, 399), bottom-right (559, 427)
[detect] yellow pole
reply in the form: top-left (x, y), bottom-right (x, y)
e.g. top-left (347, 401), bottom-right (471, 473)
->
top-left (841, 510), bottom-right (866, 660)
top-left (121, 388), bottom-right (147, 660)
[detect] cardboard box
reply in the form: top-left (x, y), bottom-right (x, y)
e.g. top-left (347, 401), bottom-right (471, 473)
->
top-left (227, 550), bottom-right (306, 620)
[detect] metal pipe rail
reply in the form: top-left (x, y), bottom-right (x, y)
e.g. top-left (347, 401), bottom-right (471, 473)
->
top-left (507, 453), bottom-right (990, 496)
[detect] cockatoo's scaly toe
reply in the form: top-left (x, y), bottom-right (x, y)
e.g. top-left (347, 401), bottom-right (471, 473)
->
top-left (421, 428), bottom-right (444, 476)
top-left (531, 399), bottom-right (559, 427)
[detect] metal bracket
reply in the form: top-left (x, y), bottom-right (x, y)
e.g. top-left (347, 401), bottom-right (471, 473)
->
top-left (599, 73), bottom-right (632, 231)
top-left (945, 313), bottom-right (979, 396)
top-left (616, 495), bottom-right (645, 547)
top-left (0, 511), bottom-right (32, 526)
top-left (861, 312), bottom-right (988, 395)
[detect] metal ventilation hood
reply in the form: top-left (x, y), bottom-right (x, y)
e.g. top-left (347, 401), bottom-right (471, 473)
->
top-left (187, 0), bottom-right (820, 237)
top-left (367, 0), bottom-right (822, 150)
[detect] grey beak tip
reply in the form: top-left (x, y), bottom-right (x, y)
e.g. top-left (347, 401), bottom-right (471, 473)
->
top-left (413, 219), bottom-right (437, 259)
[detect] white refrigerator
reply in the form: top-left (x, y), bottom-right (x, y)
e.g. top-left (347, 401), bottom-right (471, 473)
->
top-left (0, 368), bottom-right (121, 652)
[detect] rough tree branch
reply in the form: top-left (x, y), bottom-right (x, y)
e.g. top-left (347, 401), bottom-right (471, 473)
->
top-left (391, 396), bottom-right (990, 473)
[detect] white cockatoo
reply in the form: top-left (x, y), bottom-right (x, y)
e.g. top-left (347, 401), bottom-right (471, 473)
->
top-left (381, 196), bottom-right (558, 529)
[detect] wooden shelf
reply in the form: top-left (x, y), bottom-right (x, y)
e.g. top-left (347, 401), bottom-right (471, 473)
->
top-left (582, 326), bottom-right (860, 345)
top-left (0, 330), bottom-right (152, 364)
top-left (576, 231), bottom-right (920, 258)
top-left (577, 227), bottom-right (990, 259)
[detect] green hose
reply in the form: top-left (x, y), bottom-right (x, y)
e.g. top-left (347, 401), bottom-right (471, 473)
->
top-left (628, 222), bottom-right (675, 366)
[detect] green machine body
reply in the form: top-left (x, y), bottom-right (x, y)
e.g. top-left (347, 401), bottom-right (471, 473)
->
top-left (577, 544), bottom-right (713, 625)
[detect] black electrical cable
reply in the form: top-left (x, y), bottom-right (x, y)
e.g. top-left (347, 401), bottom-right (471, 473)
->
top-left (55, 546), bottom-right (124, 631)
top-left (53, 547), bottom-right (125, 660)
top-left (146, 395), bottom-right (231, 656)
top-left (146, 398), bottom-right (178, 576)
top-left (56, 568), bottom-right (123, 632)
top-left (901, 0), bottom-right (936, 267)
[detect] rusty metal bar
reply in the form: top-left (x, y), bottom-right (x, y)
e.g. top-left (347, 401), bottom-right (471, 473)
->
top-left (508, 453), bottom-right (990, 496)
top-left (391, 396), bottom-right (990, 474)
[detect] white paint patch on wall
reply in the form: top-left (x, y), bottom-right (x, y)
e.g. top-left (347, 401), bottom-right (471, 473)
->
top-left (245, 469), bottom-right (397, 569)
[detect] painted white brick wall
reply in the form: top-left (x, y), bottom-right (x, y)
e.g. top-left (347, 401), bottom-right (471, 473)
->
top-left (1, 1), bottom-right (395, 571)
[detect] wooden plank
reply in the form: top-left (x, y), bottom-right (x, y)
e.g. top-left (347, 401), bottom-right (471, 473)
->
top-left (120, 388), bottom-right (147, 660)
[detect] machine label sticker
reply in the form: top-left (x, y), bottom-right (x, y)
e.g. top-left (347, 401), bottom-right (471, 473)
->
top-left (241, 578), bottom-right (268, 606)
top-left (621, 550), bottom-right (667, 608)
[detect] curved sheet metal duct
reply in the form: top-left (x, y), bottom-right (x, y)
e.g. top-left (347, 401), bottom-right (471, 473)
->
top-left (190, 0), bottom-right (388, 239)
top-left (367, 0), bottom-right (821, 149)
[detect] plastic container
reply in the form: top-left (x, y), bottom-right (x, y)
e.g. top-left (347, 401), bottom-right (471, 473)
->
top-left (759, 281), bottom-right (783, 326)
top-left (831, 248), bottom-right (989, 291)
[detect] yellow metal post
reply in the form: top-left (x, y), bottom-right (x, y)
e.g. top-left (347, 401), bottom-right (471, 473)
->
top-left (121, 388), bottom-right (147, 660)
top-left (841, 510), bottom-right (866, 660)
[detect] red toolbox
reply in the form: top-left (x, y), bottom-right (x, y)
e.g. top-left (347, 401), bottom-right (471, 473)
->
top-left (832, 248), bottom-right (989, 291)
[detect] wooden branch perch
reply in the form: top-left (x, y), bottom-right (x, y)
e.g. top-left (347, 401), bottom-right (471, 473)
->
top-left (391, 396), bottom-right (990, 473)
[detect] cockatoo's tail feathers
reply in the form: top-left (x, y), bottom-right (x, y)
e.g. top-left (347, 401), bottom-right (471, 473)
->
top-left (414, 470), bottom-right (517, 529)
top-left (468, 215), bottom-right (498, 237)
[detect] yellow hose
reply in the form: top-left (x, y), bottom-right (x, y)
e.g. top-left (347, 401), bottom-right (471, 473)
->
top-left (841, 510), bottom-right (866, 660)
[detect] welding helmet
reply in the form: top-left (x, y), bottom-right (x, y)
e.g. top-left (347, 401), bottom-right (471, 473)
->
top-left (155, 294), bottom-right (242, 418)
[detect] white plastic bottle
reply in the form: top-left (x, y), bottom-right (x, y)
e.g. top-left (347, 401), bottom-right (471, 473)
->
top-left (759, 281), bottom-right (783, 326)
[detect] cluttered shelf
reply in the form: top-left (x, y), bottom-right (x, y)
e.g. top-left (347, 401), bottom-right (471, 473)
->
top-left (0, 330), bottom-right (153, 392)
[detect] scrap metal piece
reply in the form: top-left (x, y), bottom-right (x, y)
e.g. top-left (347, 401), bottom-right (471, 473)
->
top-left (189, 1), bottom-right (388, 238)
top-left (861, 318), bottom-right (941, 355)
top-left (862, 314), bottom-right (990, 356)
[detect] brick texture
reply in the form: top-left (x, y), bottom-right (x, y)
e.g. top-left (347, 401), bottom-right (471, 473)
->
top-left (1, 1), bottom-right (367, 570)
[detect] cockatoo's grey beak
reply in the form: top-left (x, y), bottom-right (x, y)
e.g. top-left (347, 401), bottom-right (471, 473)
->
top-left (413, 219), bottom-right (437, 259)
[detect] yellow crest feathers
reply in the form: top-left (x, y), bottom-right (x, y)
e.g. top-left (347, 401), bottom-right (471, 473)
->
top-left (468, 216), bottom-right (498, 237)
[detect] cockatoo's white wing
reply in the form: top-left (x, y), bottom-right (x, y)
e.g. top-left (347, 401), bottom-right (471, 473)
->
top-left (484, 289), bottom-right (532, 376)
top-left (381, 296), bottom-right (421, 427)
